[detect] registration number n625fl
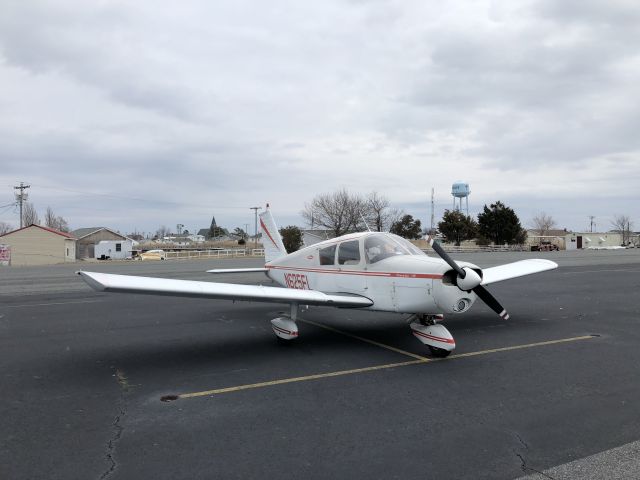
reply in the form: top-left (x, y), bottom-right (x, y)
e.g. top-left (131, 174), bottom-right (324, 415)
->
top-left (284, 273), bottom-right (309, 290)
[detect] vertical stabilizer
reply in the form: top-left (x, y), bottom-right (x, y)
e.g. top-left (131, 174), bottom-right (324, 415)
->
top-left (259, 205), bottom-right (287, 263)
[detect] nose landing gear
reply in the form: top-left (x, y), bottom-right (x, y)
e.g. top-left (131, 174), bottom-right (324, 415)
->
top-left (409, 314), bottom-right (455, 358)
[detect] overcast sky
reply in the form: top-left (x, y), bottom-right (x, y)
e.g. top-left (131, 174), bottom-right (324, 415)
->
top-left (1, 0), bottom-right (639, 236)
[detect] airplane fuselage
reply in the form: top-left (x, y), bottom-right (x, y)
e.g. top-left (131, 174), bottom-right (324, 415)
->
top-left (265, 232), bottom-right (479, 315)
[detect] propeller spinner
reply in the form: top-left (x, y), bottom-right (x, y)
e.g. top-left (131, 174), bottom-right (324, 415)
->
top-left (428, 237), bottom-right (510, 320)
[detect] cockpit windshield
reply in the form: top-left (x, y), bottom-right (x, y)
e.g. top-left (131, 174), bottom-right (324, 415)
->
top-left (364, 234), bottom-right (425, 264)
top-left (389, 234), bottom-right (427, 256)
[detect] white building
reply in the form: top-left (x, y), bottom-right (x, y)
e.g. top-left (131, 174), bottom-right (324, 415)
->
top-left (95, 239), bottom-right (134, 260)
top-left (565, 232), bottom-right (624, 250)
top-left (0, 224), bottom-right (76, 266)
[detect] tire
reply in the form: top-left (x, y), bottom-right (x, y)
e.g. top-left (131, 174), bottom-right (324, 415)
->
top-left (276, 336), bottom-right (293, 346)
top-left (428, 345), bottom-right (452, 358)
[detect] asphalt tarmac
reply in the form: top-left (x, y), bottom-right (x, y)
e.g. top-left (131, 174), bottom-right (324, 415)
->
top-left (1, 249), bottom-right (640, 479)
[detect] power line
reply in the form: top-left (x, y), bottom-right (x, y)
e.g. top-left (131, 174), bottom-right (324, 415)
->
top-left (25, 183), bottom-right (250, 210)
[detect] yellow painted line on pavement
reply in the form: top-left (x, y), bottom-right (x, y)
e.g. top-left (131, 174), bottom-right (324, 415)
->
top-left (178, 359), bottom-right (428, 398)
top-left (447, 335), bottom-right (596, 360)
top-left (1, 299), bottom-right (103, 309)
top-left (175, 334), bottom-right (596, 400)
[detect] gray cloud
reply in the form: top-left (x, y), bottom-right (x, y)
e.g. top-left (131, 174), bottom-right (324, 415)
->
top-left (0, 0), bottom-right (638, 233)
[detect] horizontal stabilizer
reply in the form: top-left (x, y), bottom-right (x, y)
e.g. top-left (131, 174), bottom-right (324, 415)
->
top-left (77, 271), bottom-right (373, 308)
top-left (481, 259), bottom-right (557, 285)
top-left (207, 268), bottom-right (268, 274)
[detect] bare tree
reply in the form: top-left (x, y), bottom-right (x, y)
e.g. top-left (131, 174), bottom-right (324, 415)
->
top-left (0, 221), bottom-right (12, 235)
top-left (22, 202), bottom-right (40, 226)
top-left (531, 212), bottom-right (557, 239)
top-left (155, 225), bottom-right (170, 239)
top-left (56, 216), bottom-right (70, 232)
top-left (302, 188), bottom-right (366, 236)
top-left (45, 207), bottom-right (56, 229)
top-left (44, 206), bottom-right (70, 232)
top-left (365, 191), bottom-right (403, 232)
top-left (611, 214), bottom-right (633, 245)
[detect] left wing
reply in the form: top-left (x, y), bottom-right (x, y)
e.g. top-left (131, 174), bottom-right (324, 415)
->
top-left (480, 259), bottom-right (557, 286)
top-left (77, 271), bottom-right (373, 308)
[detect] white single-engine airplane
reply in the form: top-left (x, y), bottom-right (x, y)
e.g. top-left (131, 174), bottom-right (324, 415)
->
top-left (78, 206), bottom-right (557, 357)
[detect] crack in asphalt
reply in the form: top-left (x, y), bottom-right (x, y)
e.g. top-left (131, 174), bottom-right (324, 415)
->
top-left (514, 433), bottom-right (555, 480)
top-left (98, 369), bottom-right (129, 480)
top-left (516, 433), bottom-right (529, 450)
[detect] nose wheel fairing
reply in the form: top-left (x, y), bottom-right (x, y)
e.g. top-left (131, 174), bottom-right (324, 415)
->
top-left (409, 314), bottom-right (455, 357)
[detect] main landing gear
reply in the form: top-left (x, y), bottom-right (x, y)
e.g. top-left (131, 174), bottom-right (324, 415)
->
top-left (271, 306), bottom-right (455, 359)
top-left (408, 314), bottom-right (455, 358)
top-left (270, 303), bottom-right (300, 342)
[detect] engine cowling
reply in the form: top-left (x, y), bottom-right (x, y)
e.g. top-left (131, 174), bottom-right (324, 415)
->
top-left (433, 279), bottom-right (476, 314)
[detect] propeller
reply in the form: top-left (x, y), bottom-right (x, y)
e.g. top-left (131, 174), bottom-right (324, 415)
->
top-left (428, 237), bottom-right (509, 320)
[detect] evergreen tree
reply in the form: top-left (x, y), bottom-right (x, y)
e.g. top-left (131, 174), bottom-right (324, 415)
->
top-left (390, 214), bottom-right (422, 239)
top-left (477, 201), bottom-right (526, 245)
top-left (279, 226), bottom-right (303, 252)
top-left (438, 210), bottom-right (478, 246)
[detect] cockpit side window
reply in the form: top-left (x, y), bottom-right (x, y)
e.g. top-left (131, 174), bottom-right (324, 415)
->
top-left (337, 240), bottom-right (361, 265)
top-left (319, 245), bottom-right (336, 265)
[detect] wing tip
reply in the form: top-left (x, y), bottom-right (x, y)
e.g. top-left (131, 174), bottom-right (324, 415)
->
top-left (77, 271), bottom-right (107, 291)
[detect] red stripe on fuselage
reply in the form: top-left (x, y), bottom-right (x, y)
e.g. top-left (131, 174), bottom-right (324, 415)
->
top-left (267, 265), bottom-right (443, 279)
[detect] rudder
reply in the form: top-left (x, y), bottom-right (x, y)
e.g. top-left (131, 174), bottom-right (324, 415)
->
top-left (259, 205), bottom-right (287, 263)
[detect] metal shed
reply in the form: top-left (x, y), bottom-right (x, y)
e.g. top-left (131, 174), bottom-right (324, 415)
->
top-left (71, 227), bottom-right (129, 259)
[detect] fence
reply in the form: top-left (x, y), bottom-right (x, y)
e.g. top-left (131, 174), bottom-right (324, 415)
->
top-left (422, 244), bottom-right (529, 254)
top-left (164, 248), bottom-right (265, 260)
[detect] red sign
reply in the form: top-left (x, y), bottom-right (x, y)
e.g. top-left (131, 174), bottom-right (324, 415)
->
top-left (0, 244), bottom-right (10, 266)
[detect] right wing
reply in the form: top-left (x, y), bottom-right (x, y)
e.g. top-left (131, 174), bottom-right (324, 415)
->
top-left (77, 271), bottom-right (372, 308)
top-left (480, 259), bottom-right (557, 286)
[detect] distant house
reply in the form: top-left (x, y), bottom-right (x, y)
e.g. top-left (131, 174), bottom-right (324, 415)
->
top-left (161, 233), bottom-right (205, 245)
top-left (72, 227), bottom-right (129, 259)
top-left (0, 224), bottom-right (76, 266)
top-left (302, 229), bottom-right (335, 247)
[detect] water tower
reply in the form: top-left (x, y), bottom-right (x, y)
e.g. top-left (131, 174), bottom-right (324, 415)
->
top-left (451, 181), bottom-right (470, 216)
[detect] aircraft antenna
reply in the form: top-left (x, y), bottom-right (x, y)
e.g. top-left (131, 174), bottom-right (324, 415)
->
top-left (360, 212), bottom-right (372, 232)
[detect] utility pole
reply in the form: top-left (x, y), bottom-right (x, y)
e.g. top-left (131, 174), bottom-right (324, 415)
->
top-left (430, 188), bottom-right (435, 235)
top-left (588, 216), bottom-right (595, 233)
top-left (14, 182), bottom-right (30, 228)
top-left (250, 206), bottom-right (262, 248)
top-left (244, 223), bottom-right (249, 242)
